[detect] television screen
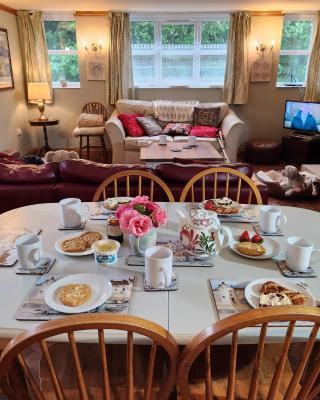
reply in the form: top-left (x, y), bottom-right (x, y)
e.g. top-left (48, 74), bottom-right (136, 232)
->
top-left (284, 100), bottom-right (320, 133)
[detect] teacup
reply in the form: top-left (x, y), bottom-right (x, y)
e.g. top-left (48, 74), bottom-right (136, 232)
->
top-left (188, 136), bottom-right (197, 147)
top-left (16, 234), bottom-right (43, 269)
top-left (286, 236), bottom-right (320, 272)
top-left (159, 135), bottom-right (167, 145)
top-left (259, 206), bottom-right (287, 234)
top-left (145, 246), bottom-right (173, 289)
top-left (59, 198), bottom-right (89, 228)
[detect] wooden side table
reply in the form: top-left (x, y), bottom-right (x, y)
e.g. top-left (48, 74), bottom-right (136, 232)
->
top-left (29, 119), bottom-right (59, 157)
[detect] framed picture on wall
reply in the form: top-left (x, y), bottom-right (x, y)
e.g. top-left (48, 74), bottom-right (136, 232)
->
top-left (0, 28), bottom-right (14, 90)
top-left (87, 59), bottom-right (105, 81)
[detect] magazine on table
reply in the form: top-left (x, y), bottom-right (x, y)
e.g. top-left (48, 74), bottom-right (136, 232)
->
top-left (16, 273), bottom-right (135, 321)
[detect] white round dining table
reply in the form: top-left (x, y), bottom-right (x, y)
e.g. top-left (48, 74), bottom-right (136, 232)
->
top-left (0, 203), bottom-right (319, 345)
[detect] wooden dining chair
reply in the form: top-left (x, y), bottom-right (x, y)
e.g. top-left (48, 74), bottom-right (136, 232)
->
top-left (93, 170), bottom-right (175, 202)
top-left (177, 307), bottom-right (320, 400)
top-left (0, 314), bottom-right (179, 400)
top-left (179, 167), bottom-right (263, 204)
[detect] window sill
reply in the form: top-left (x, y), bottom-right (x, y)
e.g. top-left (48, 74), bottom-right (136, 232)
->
top-left (52, 82), bottom-right (81, 89)
top-left (276, 84), bottom-right (306, 88)
top-left (135, 84), bottom-right (223, 89)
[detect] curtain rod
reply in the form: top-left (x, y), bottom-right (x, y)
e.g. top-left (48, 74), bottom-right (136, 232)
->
top-left (74, 10), bottom-right (284, 17)
top-left (0, 2), bottom-right (17, 15)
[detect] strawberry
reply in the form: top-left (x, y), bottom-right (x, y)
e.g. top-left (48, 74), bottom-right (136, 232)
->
top-left (239, 230), bottom-right (250, 242)
top-left (204, 200), bottom-right (215, 210)
top-left (251, 234), bottom-right (263, 244)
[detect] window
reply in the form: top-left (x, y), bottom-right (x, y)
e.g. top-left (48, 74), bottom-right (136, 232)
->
top-left (277, 15), bottom-right (315, 86)
top-left (131, 15), bottom-right (229, 88)
top-left (43, 16), bottom-right (80, 88)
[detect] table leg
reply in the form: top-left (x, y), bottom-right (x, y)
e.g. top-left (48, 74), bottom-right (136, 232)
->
top-left (38, 125), bottom-right (52, 157)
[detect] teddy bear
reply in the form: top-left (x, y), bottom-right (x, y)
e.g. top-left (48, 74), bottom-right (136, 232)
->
top-left (44, 150), bottom-right (79, 163)
top-left (280, 165), bottom-right (311, 196)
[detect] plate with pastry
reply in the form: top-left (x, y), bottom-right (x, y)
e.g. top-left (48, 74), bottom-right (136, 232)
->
top-left (103, 197), bottom-right (132, 211)
top-left (244, 278), bottom-right (316, 309)
top-left (200, 197), bottom-right (242, 216)
top-left (229, 231), bottom-right (281, 260)
top-left (45, 273), bottom-right (112, 313)
top-left (55, 231), bottom-right (104, 256)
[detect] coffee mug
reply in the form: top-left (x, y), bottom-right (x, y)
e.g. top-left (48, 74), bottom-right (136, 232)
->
top-left (145, 246), bottom-right (173, 289)
top-left (286, 236), bottom-right (320, 272)
top-left (259, 206), bottom-right (287, 234)
top-left (59, 198), bottom-right (89, 228)
top-left (16, 234), bottom-right (43, 269)
top-left (159, 135), bottom-right (167, 145)
top-left (188, 136), bottom-right (197, 147)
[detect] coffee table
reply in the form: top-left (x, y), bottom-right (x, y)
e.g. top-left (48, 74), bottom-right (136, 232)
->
top-left (140, 142), bottom-right (225, 167)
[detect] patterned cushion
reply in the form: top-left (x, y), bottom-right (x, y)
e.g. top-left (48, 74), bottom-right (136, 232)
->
top-left (136, 116), bottom-right (163, 136)
top-left (78, 113), bottom-right (104, 128)
top-left (162, 123), bottom-right (192, 136)
top-left (193, 107), bottom-right (220, 127)
top-left (190, 126), bottom-right (219, 138)
top-left (117, 114), bottom-right (144, 137)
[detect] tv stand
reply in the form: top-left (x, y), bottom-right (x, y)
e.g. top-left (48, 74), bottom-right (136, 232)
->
top-left (282, 133), bottom-right (320, 164)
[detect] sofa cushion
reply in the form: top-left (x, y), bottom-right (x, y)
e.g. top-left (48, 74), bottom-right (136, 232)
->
top-left (116, 99), bottom-right (154, 115)
top-left (155, 162), bottom-right (254, 184)
top-left (0, 152), bottom-right (25, 165)
top-left (193, 107), bottom-right (220, 127)
top-left (0, 163), bottom-right (59, 183)
top-left (59, 159), bottom-right (152, 184)
top-left (190, 126), bottom-right (219, 138)
top-left (117, 114), bottom-right (144, 137)
top-left (199, 102), bottom-right (229, 125)
top-left (124, 136), bottom-right (173, 152)
top-left (163, 123), bottom-right (192, 136)
top-left (173, 136), bottom-right (218, 143)
top-left (136, 116), bottom-right (163, 136)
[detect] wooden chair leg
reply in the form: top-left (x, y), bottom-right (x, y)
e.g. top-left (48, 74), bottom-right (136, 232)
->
top-left (100, 136), bottom-right (108, 163)
top-left (86, 136), bottom-right (90, 160)
top-left (79, 136), bottom-right (83, 158)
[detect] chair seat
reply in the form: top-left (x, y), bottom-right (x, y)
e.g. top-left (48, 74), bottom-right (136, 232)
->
top-left (73, 126), bottom-right (106, 137)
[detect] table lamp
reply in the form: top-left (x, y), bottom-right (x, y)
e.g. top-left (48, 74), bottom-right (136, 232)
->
top-left (27, 82), bottom-right (52, 121)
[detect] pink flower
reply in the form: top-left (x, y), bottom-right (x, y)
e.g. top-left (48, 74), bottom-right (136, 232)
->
top-left (119, 209), bottom-right (140, 233)
top-left (130, 196), bottom-right (150, 206)
top-left (145, 201), bottom-right (159, 214)
top-left (115, 204), bottom-right (132, 220)
top-left (128, 215), bottom-right (152, 237)
top-left (151, 208), bottom-right (167, 227)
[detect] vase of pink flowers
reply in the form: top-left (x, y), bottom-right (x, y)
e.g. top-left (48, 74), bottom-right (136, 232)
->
top-left (115, 196), bottom-right (167, 256)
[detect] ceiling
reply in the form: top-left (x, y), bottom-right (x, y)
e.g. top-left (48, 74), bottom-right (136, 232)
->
top-left (2, 0), bottom-right (320, 12)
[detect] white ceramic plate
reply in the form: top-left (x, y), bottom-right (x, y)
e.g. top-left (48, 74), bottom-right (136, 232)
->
top-left (44, 273), bottom-right (112, 314)
top-left (199, 199), bottom-right (242, 216)
top-left (103, 197), bottom-right (132, 211)
top-left (244, 278), bottom-right (316, 309)
top-left (55, 231), bottom-right (104, 256)
top-left (229, 237), bottom-right (281, 260)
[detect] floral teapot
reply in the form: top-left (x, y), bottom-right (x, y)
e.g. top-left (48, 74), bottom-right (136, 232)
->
top-left (176, 208), bottom-right (231, 257)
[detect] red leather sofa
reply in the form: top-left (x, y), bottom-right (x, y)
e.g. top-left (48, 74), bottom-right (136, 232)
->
top-left (0, 157), bottom-right (268, 214)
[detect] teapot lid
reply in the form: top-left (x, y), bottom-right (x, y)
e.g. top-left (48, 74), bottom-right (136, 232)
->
top-left (191, 209), bottom-right (220, 228)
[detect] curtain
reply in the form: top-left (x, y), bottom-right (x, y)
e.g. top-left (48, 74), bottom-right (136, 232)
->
top-left (304, 11), bottom-right (320, 102)
top-left (17, 10), bottom-right (52, 102)
top-left (106, 12), bottom-right (134, 106)
top-left (223, 11), bottom-right (252, 104)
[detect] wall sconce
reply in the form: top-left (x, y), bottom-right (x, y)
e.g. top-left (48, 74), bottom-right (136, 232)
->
top-left (82, 40), bottom-right (103, 55)
top-left (254, 39), bottom-right (275, 56)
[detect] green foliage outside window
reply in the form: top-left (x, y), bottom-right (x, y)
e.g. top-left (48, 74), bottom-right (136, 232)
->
top-left (201, 21), bottom-right (229, 45)
top-left (280, 21), bottom-right (312, 50)
top-left (131, 21), bottom-right (154, 45)
top-left (161, 24), bottom-right (194, 46)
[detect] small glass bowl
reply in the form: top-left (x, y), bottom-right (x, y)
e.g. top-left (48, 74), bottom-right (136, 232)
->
top-left (92, 239), bottom-right (120, 265)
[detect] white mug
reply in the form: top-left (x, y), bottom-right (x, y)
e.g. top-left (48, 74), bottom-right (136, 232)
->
top-left (188, 136), bottom-right (197, 147)
top-left (159, 135), bottom-right (167, 145)
top-left (145, 246), bottom-right (173, 289)
top-left (59, 198), bottom-right (89, 228)
top-left (286, 236), bottom-right (320, 272)
top-left (16, 234), bottom-right (43, 269)
top-left (259, 206), bottom-right (287, 234)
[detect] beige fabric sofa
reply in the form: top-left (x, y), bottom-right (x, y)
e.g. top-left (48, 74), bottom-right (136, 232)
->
top-left (106, 99), bottom-right (245, 164)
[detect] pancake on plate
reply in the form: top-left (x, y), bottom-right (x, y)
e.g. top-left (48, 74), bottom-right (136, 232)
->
top-left (236, 241), bottom-right (266, 257)
top-left (57, 284), bottom-right (92, 307)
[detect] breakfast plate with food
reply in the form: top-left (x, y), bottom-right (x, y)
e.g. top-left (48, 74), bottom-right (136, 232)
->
top-left (244, 278), bottom-right (316, 309)
top-left (228, 230), bottom-right (281, 260)
top-left (44, 273), bottom-right (112, 313)
top-left (55, 231), bottom-right (104, 256)
top-left (103, 197), bottom-right (132, 212)
top-left (200, 197), bottom-right (242, 216)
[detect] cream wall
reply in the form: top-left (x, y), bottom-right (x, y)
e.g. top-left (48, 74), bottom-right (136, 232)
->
top-left (0, 10), bottom-right (32, 154)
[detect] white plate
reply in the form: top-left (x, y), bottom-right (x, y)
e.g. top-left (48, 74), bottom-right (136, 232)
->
top-left (103, 197), bottom-right (132, 211)
top-left (44, 273), bottom-right (112, 314)
top-left (55, 231), bottom-right (104, 256)
top-left (229, 237), bottom-right (281, 260)
top-left (244, 278), bottom-right (316, 309)
top-left (200, 199), bottom-right (242, 216)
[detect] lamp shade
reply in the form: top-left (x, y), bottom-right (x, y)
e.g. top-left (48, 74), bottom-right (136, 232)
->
top-left (28, 82), bottom-right (51, 101)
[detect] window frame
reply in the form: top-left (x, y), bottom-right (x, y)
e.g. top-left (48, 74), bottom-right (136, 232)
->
top-left (276, 13), bottom-right (316, 88)
top-left (130, 13), bottom-right (230, 89)
top-left (43, 13), bottom-right (81, 89)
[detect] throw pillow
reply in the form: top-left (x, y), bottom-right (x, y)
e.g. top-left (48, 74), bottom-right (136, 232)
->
top-left (78, 113), bottom-right (104, 128)
top-left (118, 114), bottom-right (144, 137)
top-left (136, 116), bottom-right (163, 136)
top-left (193, 107), bottom-right (220, 127)
top-left (162, 123), bottom-right (192, 136)
top-left (44, 150), bottom-right (79, 163)
top-left (190, 126), bottom-right (219, 138)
